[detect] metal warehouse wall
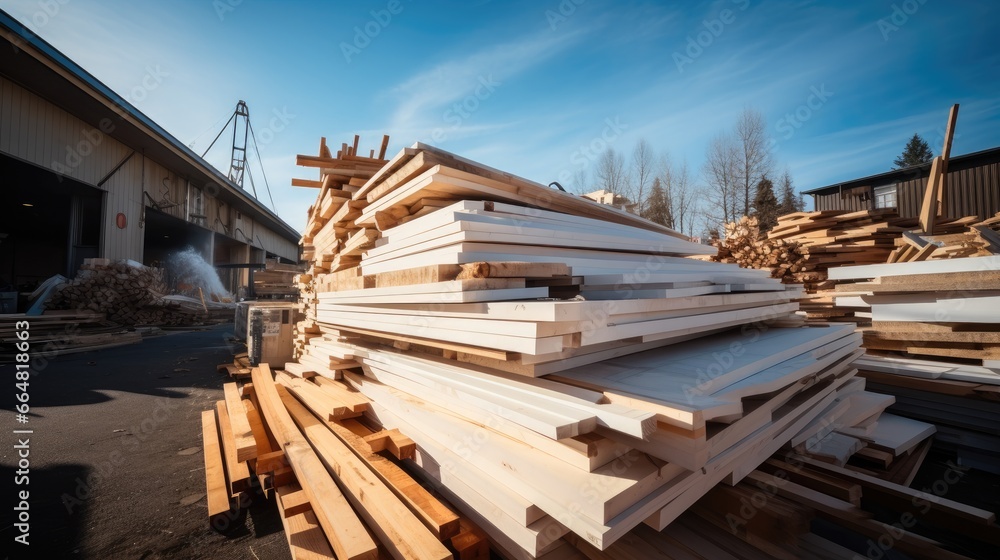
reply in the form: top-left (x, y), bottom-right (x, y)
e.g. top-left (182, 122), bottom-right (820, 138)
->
top-left (811, 161), bottom-right (1000, 220)
top-left (0, 75), bottom-right (298, 262)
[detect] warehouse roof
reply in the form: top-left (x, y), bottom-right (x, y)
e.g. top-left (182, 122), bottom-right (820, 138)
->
top-left (803, 145), bottom-right (1000, 196)
top-left (0, 9), bottom-right (300, 242)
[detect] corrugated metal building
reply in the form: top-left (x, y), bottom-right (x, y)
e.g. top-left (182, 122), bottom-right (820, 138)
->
top-left (0, 11), bottom-right (300, 299)
top-left (803, 146), bottom-right (1000, 220)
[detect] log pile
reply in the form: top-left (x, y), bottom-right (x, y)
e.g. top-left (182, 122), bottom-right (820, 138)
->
top-left (191, 137), bottom-right (1000, 560)
top-left (45, 258), bottom-right (230, 326)
top-left (712, 216), bottom-right (807, 283)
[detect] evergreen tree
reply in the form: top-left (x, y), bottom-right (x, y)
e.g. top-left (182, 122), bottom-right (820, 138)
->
top-left (643, 177), bottom-right (673, 227)
top-left (752, 177), bottom-right (780, 232)
top-left (778, 169), bottom-right (800, 216)
top-left (894, 134), bottom-right (934, 169)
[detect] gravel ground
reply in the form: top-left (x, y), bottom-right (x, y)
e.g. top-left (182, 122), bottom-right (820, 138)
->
top-left (1, 324), bottom-right (291, 560)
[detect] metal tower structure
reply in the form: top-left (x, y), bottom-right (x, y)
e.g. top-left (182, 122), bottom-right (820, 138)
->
top-left (228, 100), bottom-right (250, 187)
top-left (199, 101), bottom-right (275, 211)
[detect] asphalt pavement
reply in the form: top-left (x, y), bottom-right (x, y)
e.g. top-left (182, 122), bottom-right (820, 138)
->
top-left (1, 324), bottom-right (291, 560)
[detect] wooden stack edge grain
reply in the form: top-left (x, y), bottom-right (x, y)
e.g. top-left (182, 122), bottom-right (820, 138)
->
top-left (199, 372), bottom-right (482, 559)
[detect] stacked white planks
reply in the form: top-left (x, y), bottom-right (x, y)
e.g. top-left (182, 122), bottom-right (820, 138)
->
top-left (262, 139), bottom-right (958, 559)
top-left (830, 255), bottom-right (1000, 371)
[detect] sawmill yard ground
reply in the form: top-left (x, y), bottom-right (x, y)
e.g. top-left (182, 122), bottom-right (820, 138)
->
top-left (2, 323), bottom-right (999, 559)
top-left (0, 325), bottom-right (290, 560)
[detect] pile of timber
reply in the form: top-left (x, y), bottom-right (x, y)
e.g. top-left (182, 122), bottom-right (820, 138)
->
top-left (45, 258), bottom-right (231, 326)
top-left (825, 254), bottom-right (1000, 481)
top-left (712, 215), bottom-right (807, 283)
top-left (887, 211), bottom-right (1000, 261)
top-left (859, 358), bottom-right (1000, 477)
top-left (253, 258), bottom-right (305, 298)
top-left (0, 309), bottom-right (144, 360)
top-left (831, 255), bottom-right (1000, 369)
top-left (759, 209), bottom-right (981, 323)
top-left (201, 370), bottom-right (488, 559)
top-left (204, 136), bottom-right (1000, 559)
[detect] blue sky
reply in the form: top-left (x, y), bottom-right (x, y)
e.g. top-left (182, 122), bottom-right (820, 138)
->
top-left (5, 0), bottom-right (998, 233)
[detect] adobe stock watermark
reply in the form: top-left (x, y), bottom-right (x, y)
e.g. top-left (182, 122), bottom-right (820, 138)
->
top-left (8, 0), bottom-right (72, 54)
top-left (877, 0), bottom-right (929, 41)
top-left (340, 0), bottom-right (409, 64)
top-left (770, 84), bottom-right (834, 148)
top-left (545, 0), bottom-right (586, 31)
top-left (49, 65), bottom-right (169, 179)
top-left (247, 106), bottom-right (296, 147)
top-left (673, 0), bottom-right (750, 73)
top-left (428, 75), bottom-right (500, 144)
top-left (553, 116), bottom-right (629, 186)
top-left (212, 0), bottom-right (242, 21)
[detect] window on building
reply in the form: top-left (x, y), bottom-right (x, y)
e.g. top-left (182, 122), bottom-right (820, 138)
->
top-left (873, 184), bottom-right (897, 209)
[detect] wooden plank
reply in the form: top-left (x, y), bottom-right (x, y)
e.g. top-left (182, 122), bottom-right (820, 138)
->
top-left (201, 409), bottom-right (232, 518)
top-left (922, 156), bottom-right (945, 234)
top-left (215, 400), bottom-right (251, 495)
top-left (741, 471), bottom-right (972, 560)
top-left (828, 255), bottom-right (1000, 281)
top-left (224, 383), bottom-right (257, 463)
top-left (759, 458), bottom-right (861, 506)
top-left (316, 417), bottom-right (460, 540)
top-left (280, 385), bottom-right (454, 560)
top-left (251, 365), bottom-right (378, 560)
top-left (937, 104), bottom-right (960, 216)
top-left (791, 455), bottom-right (998, 528)
top-left (292, 178), bottom-right (324, 188)
top-left (345, 371), bottom-right (673, 526)
top-left (278, 485), bottom-right (313, 518)
top-left (274, 483), bottom-right (337, 560)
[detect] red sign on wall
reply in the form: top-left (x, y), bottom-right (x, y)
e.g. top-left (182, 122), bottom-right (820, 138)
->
top-left (116, 213), bottom-right (127, 229)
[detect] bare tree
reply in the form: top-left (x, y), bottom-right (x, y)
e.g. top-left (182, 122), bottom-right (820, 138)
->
top-left (595, 147), bottom-right (628, 200)
top-left (672, 159), bottom-right (699, 237)
top-left (628, 139), bottom-right (655, 216)
top-left (570, 168), bottom-right (591, 195)
top-left (734, 107), bottom-right (773, 217)
top-left (702, 132), bottom-right (741, 231)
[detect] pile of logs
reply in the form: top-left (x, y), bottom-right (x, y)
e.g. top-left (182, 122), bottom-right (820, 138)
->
top-left (47, 258), bottom-right (228, 326)
top-left (712, 216), bottom-right (807, 283)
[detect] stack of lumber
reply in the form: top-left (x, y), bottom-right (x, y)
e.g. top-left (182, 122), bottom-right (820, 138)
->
top-left (757, 209), bottom-right (979, 323)
top-left (0, 309), bottom-right (143, 360)
top-left (712, 215), bottom-right (807, 283)
top-left (858, 357), bottom-right (1000, 476)
top-left (824, 255), bottom-right (1000, 479)
top-left (830, 255), bottom-right (1000, 369)
top-left (265, 138), bottom-right (986, 558)
top-left (253, 258), bottom-right (306, 298)
top-left (45, 258), bottom-right (230, 326)
top-left (888, 212), bottom-right (1000, 261)
top-left (201, 370), bottom-right (488, 559)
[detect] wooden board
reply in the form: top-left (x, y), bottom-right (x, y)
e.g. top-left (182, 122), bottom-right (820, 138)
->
top-left (223, 383), bottom-right (257, 463)
top-left (251, 365), bottom-right (378, 560)
top-left (828, 255), bottom-right (1000, 280)
top-left (280, 386), bottom-right (453, 560)
top-left (214, 400), bottom-right (250, 495)
top-left (201, 409), bottom-right (231, 518)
